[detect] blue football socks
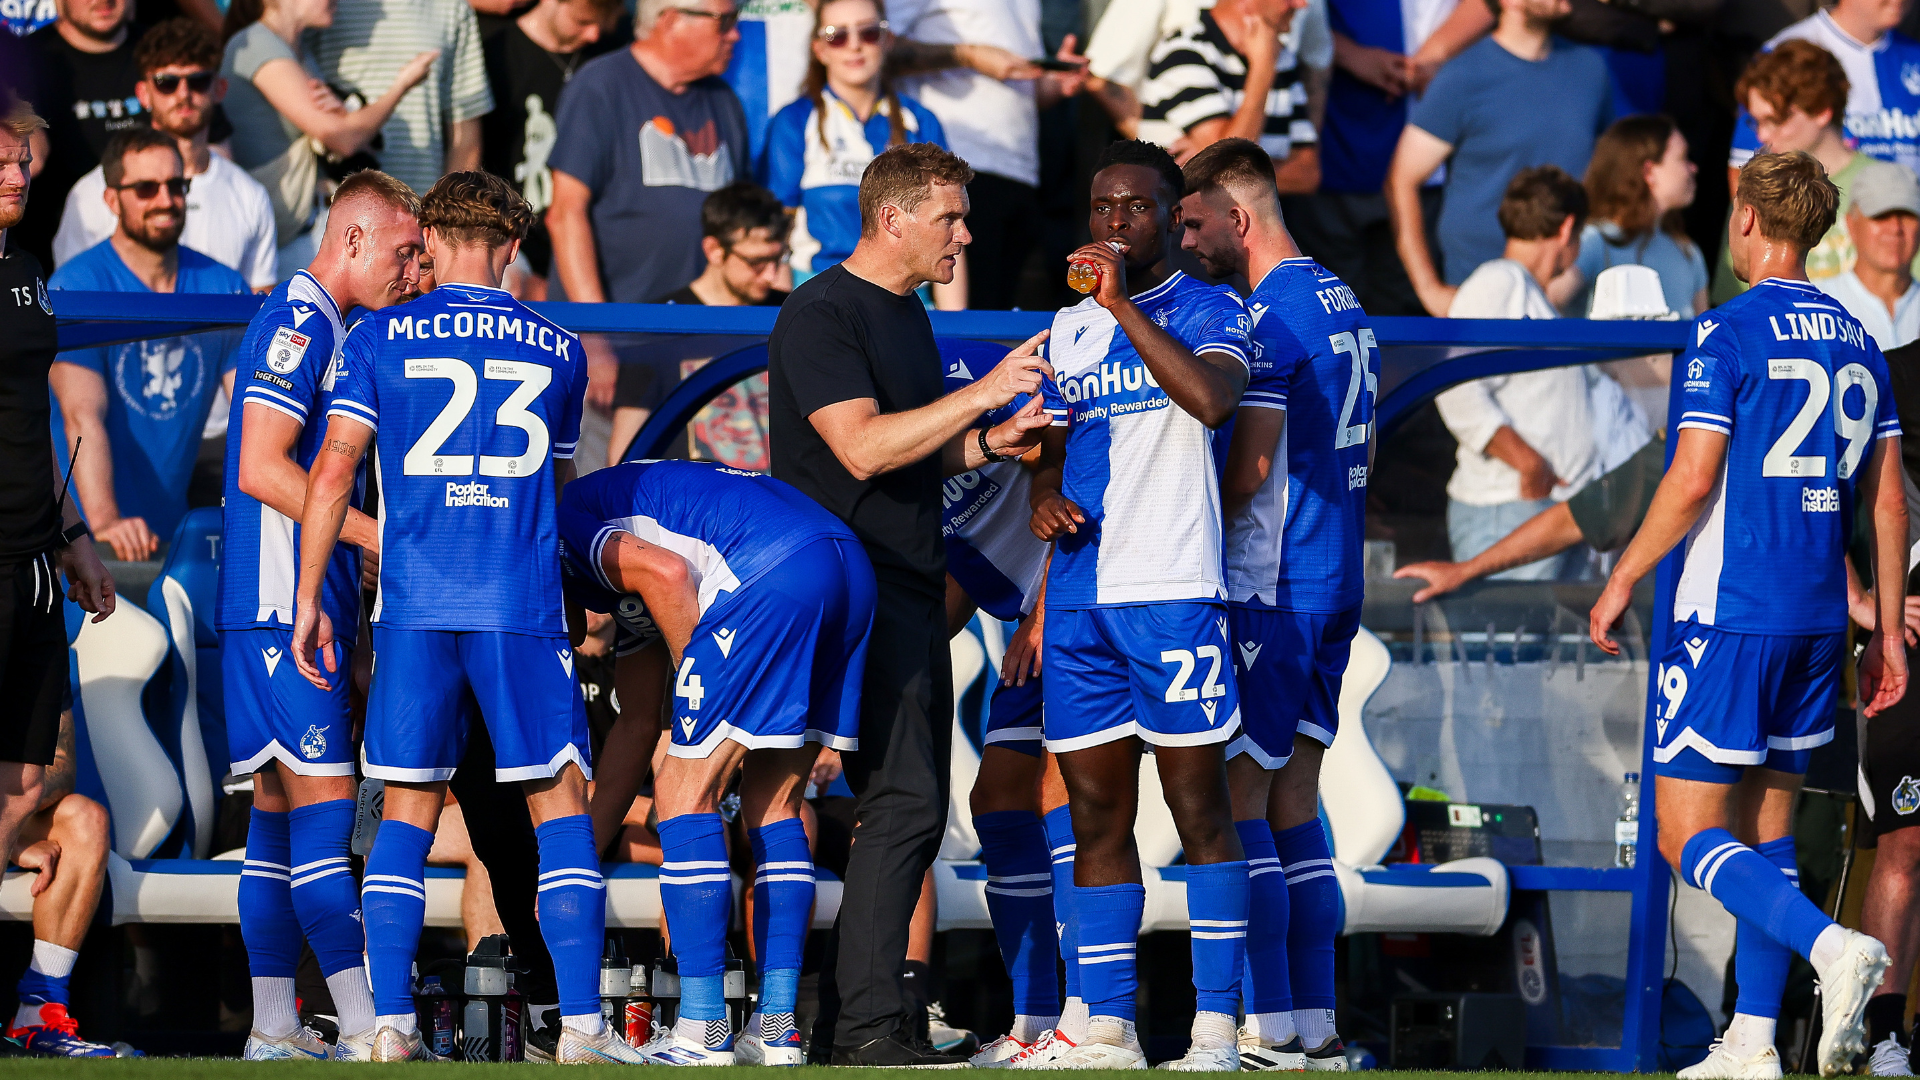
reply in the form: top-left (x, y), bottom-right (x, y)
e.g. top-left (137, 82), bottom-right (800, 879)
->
top-left (1275, 819), bottom-right (1339, 1015)
top-left (1237, 819), bottom-right (1293, 1022)
top-left (238, 807), bottom-right (302, 1037)
top-left (976, 809), bottom-right (1061, 1020)
top-left (534, 815), bottom-right (607, 1029)
top-left (1185, 859), bottom-right (1250, 1018)
top-left (1045, 807), bottom-right (1081, 1009)
top-left (750, 817), bottom-right (812, 1030)
top-left (361, 819), bottom-right (434, 1021)
top-left (1732, 837), bottom-right (1799, 1021)
top-left (1681, 828), bottom-right (1833, 959)
top-left (658, 812), bottom-right (731, 1045)
top-left (288, 798), bottom-right (374, 1034)
top-left (1074, 883), bottom-right (1145, 1023)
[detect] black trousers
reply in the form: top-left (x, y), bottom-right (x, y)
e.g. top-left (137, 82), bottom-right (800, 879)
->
top-left (826, 581), bottom-right (953, 1048)
top-left (964, 173), bottom-right (1042, 312)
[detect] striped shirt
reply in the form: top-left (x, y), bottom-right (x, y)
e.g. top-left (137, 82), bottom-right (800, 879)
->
top-left (1138, 10), bottom-right (1314, 160)
top-left (308, 0), bottom-right (495, 196)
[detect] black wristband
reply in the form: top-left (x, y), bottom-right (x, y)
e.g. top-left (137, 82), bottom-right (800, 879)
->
top-left (978, 427), bottom-right (1011, 464)
top-left (59, 520), bottom-right (90, 548)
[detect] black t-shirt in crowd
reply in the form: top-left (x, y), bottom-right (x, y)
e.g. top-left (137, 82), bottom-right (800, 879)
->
top-left (768, 263), bottom-right (946, 595)
top-left (0, 246), bottom-right (63, 562)
top-left (21, 27), bottom-right (143, 265)
top-left (478, 14), bottom-right (622, 277)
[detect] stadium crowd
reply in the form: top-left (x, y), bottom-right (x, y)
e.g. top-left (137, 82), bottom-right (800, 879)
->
top-left (10, 0), bottom-right (1920, 1069)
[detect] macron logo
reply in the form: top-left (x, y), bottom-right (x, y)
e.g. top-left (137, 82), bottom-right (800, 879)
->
top-left (1201, 700), bottom-right (1219, 725)
top-left (1238, 641), bottom-right (1262, 669)
top-left (1684, 637), bottom-right (1708, 668)
top-left (290, 304), bottom-right (315, 329)
top-left (711, 628), bottom-right (737, 658)
top-left (1215, 617), bottom-right (1229, 643)
top-left (1697, 319), bottom-right (1719, 346)
top-left (1074, 326), bottom-right (1089, 345)
top-left (678, 715), bottom-right (696, 740)
top-left (262, 646), bottom-right (283, 677)
top-left (557, 648), bottom-right (574, 677)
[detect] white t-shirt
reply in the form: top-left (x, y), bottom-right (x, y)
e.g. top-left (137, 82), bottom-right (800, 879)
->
top-left (1819, 269), bottom-right (1920, 349)
top-left (54, 153), bottom-right (279, 288)
top-left (1086, 0), bottom-right (1329, 93)
top-left (892, 0), bottom-right (1042, 187)
top-left (1435, 259), bottom-right (1600, 506)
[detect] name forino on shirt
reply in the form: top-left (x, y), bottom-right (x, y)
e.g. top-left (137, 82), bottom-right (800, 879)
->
top-left (1769, 309), bottom-right (1868, 348)
top-left (386, 309), bottom-right (574, 360)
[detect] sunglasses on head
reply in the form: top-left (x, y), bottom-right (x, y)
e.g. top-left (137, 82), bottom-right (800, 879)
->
top-left (149, 71), bottom-right (215, 95)
top-left (113, 177), bottom-right (191, 199)
top-left (816, 20), bottom-right (887, 47)
top-left (673, 7), bottom-right (739, 32)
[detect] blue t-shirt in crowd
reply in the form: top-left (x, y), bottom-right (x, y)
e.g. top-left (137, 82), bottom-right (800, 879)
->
top-left (1570, 222), bottom-right (1710, 318)
top-left (3, 0), bottom-right (56, 35)
top-left (722, 0), bottom-right (818, 163)
top-left (548, 50), bottom-right (751, 304)
top-left (49, 240), bottom-right (247, 543)
top-left (1407, 36), bottom-right (1613, 285)
top-left (760, 88), bottom-right (947, 273)
top-left (1320, 0), bottom-right (1410, 194)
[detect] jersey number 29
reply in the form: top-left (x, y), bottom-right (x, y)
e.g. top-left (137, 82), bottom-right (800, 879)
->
top-left (1763, 359), bottom-right (1877, 480)
top-left (403, 358), bottom-right (553, 477)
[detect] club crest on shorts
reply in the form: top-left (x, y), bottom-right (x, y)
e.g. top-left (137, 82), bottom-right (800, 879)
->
top-left (300, 724), bottom-right (329, 760)
top-left (1895, 776), bottom-right (1920, 816)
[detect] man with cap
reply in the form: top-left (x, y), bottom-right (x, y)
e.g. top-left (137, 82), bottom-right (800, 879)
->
top-left (1819, 161), bottom-right (1920, 351)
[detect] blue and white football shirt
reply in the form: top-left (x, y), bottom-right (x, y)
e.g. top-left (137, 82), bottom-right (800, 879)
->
top-left (1038, 272), bottom-right (1251, 608)
top-left (557, 457), bottom-right (857, 621)
top-left (1672, 277), bottom-right (1900, 635)
top-left (759, 88), bottom-right (946, 273)
top-left (1728, 15), bottom-right (1920, 175)
top-left (324, 282), bottom-right (588, 635)
top-left (217, 270), bottom-right (363, 640)
top-left (941, 360), bottom-right (1046, 622)
top-left (1224, 258), bottom-right (1376, 614)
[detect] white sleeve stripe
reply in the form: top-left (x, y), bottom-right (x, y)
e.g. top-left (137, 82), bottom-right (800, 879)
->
top-left (1676, 420), bottom-right (1731, 434)
top-left (589, 524), bottom-right (622, 592)
top-left (1680, 411), bottom-right (1732, 423)
top-left (1877, 429), bottom-right (1900, 440)
top-left (330, 398), bottom-right (378, 419)
top-left (247, 398), bottom-right (308, 425)
top-left (324, 406), bottom-right (377, 431)
top-left (244, 385), bottom-right (310, 414)
top-left (1238, 401), bottom-right (1287, 412)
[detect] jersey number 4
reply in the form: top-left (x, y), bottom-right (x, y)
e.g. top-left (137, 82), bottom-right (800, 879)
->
top-left (403, 358), bottom-right (553, 477)
top-left (1763, 359), bottom-right (1877, 480)
top-left (1330, 329), bottom-right (1379, 450)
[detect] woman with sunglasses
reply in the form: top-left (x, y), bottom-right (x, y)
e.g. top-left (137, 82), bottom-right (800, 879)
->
top-left (759, 0), bottom-right (966, 309)
top-left (220, 0), bottom-right (438, 273)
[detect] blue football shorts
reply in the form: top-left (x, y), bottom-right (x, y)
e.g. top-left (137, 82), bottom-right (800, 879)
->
top-left (983, 675), bottom-right (1044, 757)
top-left (668, 537), bottom-right (875, 759)
top-left (362, 627), bottom-right (592, 783)
top-left (1651, 620), bottom-right (1841, 784)
top-left (1042, 602), bottom-right (1242, 752)
top-left (224, 625), bottom-right (356, 777)
top-left (1227, 604), bottom-right (1361, 769)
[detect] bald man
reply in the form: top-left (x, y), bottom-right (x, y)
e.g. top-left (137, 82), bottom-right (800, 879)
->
top-left (220, 170), bottom-right (425, 1060)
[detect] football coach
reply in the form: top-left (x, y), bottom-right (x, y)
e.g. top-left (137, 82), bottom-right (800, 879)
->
top-left (766, 142), bottom-right (1053, 1067)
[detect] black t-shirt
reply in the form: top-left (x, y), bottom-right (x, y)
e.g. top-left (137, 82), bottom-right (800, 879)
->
top-left (768, 264), bottom-right (946, 594)
top-left (478, 15), bottom-right (621, 277)
top-left (0, 246), bottom-right (62, 562)
top-left (21, 27), bottom-right (143, 265)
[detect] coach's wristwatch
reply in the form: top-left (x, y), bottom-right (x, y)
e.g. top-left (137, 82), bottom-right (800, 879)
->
top-left (978, 427), bottom-right (1014, 464)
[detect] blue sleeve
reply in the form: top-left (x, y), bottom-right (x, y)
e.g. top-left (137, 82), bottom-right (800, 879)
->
top-left (911, 98), bottom-right (946, 149)
top-left (1187, 292), bottom-right (1252, 370)
top-left (1242, 327), bottom-right (1302, 412)
top-left (1406, 52), bottom-right (1471, 143)
top-left (548, 69), bottom-right (613, 192)
top-left (323, 320), bottom-right (380, 431)
top-left (554, 331), bottom-right (587, 459)
top-left (1729, 107), bottom-right (1761, 164)
top-left (1675, 318), bottom-right (1740, 436)
top-left (1574, 226), bottom-right (1605, 285)
top-left (761, 100), bottom-right (810, 204)
top-left (1039, 339), bottom-right (1067, 425)
top-left (1869, 341), bottom-right (1902, 441)
top-left (241, 307), bottom-right (335, 425)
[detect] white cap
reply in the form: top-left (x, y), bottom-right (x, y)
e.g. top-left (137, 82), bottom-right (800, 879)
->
top-left (1589, 264), bottom-right (1679, 321)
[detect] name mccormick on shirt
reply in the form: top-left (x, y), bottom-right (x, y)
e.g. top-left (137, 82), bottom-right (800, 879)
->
top-left (386, 308), bottom-right (574, 359)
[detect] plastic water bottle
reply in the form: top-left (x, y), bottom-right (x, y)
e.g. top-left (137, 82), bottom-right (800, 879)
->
top-left (1614, 772), bottom-right (1640, 868)
top-left (418, 976), bottom-right (456, 1059)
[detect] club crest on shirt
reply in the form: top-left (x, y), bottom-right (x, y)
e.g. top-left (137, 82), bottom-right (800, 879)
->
top-left (113, 337), bottom-right (209, 421)
top-left (1904, 63), bottom-right (1920, 97)
top-left (300, 724), bottom-right (329, 760)
top-left (1896, 776), bottom-right (1920, 816)
top-left (35, 277), bottom-right (51, 315)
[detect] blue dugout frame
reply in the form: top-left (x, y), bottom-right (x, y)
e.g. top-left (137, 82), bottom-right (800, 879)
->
top-left (55, 293), bottom-right (1690, 1071)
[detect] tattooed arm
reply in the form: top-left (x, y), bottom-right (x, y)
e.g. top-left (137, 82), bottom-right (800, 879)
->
top-left (237, 403), bottom-right (380, 552)
top-left (35, 711), bottom-right (77, 814)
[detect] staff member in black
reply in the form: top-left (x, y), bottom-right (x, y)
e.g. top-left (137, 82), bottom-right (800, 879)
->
top-left (767, 142), bottom-right (1054, 1067)
top-left (0, 93), bottom-right (115, 895)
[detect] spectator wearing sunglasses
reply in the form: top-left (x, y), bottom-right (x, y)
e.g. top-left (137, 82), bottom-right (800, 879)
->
top-left (48, 127), bottom-right (248, 562)
top-left (759, 0), bottom-right (964, 308)
top-left (547, 0), bottom-right (751, 449)
top-left (53, 19), bottom-right (278, 291)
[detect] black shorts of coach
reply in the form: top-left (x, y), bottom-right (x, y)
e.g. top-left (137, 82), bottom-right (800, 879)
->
top-left (0, 552), bottom-right (69, 765)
